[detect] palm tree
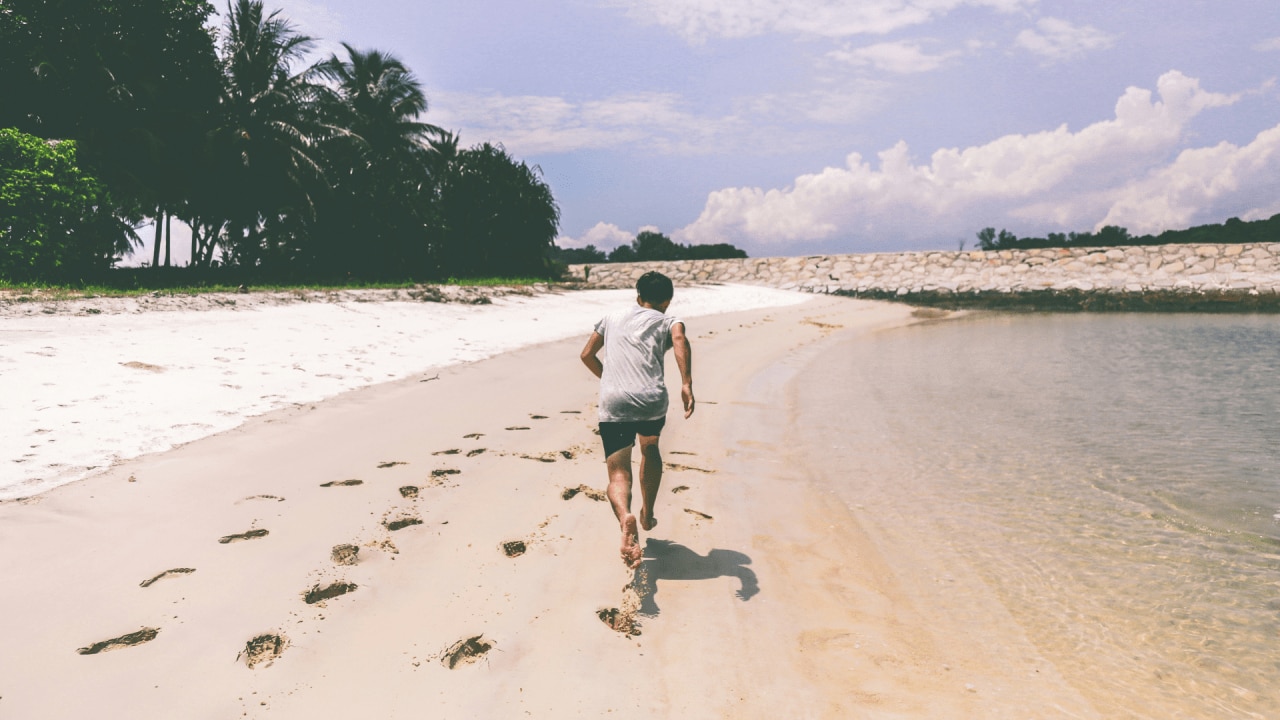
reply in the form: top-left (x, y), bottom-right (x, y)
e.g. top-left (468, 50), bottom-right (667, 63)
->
top-left (314, 44), bottom-right (440, 164)
top-left (308, 44), bottom-right (443, 277)
top-left (208, 0), bottom-right (333, 271)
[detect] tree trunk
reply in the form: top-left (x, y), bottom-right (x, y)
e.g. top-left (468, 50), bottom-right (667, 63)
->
top-left (151, 208), bottom-right (163, 268)
top-left (190, 219), bottom-right (198, 267)
top-left (164, 213), bottom-right (172, 267)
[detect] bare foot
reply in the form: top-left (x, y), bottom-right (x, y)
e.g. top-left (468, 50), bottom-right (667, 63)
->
top-left (620, 514), bottom-right (642, 569)
top-left (639, 506), bottom-right (658, 531)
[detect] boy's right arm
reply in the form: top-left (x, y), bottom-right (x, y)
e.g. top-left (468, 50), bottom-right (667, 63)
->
top-left (580, 332), bottom-right (604, 379)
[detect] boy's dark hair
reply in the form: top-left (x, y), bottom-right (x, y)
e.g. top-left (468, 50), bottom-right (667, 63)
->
top-left (636, 271), bottom-right (674, 305)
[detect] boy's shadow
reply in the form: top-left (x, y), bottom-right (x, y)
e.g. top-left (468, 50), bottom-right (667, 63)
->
top-left (633, 538), bottom-right (759, 617)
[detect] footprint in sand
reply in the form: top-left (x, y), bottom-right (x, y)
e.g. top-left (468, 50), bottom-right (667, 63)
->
top-left (140, 568), bottom-right (195, 588)
top-left (562, 485), bottom-right (606, 502)
top-left (399, 486), bottom-right (419, 499)
top-left (597, 607), bottom-right (641, 637)
top-left (505, 426), bottom-right (531, 431)
top-left (669, 450), bottom-right (696, 456)
top-left (239, 633), bottom-right (288, 669)
top-left (331, 544), bottom-right (359, 565)
top-left (77, 628), bottom-right (159, 655)
top-left (530, 414), bottom-right (548, 420)
top-left (683, 508), bottom-right (714, 521)
top-left (430, 468), bottom-right (461, 485)
top-left (431, 449), bottom-right (460, 456)
top-left (219, 529), bottom-right (269, 544)
top-left (599, 582), bottom-right (645, 637)
top-left (238, 494), bottom-right (284, 504)
top-left (463, 433), bottom-right (484, 439)
top-left (500, 540), bottom-right (527, 558)
top-left (802, 318), bottom-right (843, 330)
top-left (384, 516), bottom-right (423, 531)
top-left (303, 581), bottom-right (357, 605)
top-left (441, 635), bottom-right (494, 669)
top-left (466, 448), bottom-right (487, 457)
top-left (670, 485), bottom-right (690, 494)
top-left (378, 460), bottom-right (408, 468)
top-left (560, 410), bottom-right (581, 414)
top-left (665, 462), bottom-right (715, 474)
top-left (320, 479), bottom-right (363, 487)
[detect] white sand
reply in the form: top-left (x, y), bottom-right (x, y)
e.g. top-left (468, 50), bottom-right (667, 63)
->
top-left (0, 285), bottom-right (807, 500)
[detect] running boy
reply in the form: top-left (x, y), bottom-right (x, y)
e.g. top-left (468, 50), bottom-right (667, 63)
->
top-left (579, 271), bottom-right (694, 569)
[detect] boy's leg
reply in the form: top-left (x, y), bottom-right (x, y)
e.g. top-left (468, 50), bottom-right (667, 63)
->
top-left (637, 433), bottom-right (662, 531)
top-left (605, 445), bottom-right (634, 523)
top-left (606, 445), bottom-right (642, 568)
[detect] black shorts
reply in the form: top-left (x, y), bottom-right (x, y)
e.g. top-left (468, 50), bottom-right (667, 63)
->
top-left (599, 418), bottom-right (666, 458)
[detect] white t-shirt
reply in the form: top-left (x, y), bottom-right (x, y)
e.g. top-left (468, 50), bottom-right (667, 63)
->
top-left (594, 304), bottom-right (681, 422)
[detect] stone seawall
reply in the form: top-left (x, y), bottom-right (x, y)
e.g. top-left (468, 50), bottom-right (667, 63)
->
top-left (568, 243), bottom-right (1280, 307)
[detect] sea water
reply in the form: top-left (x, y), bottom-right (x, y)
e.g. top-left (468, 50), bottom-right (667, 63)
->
top-left (797, 312), bottom-right (1280, 718)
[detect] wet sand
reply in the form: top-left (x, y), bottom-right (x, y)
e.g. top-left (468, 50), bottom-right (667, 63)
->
top-left (0, 296), bottom-right (1099, 718)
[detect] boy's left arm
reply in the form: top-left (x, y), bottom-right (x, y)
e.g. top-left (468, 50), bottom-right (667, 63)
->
top-left (671, 322), bottom-right (694, 418)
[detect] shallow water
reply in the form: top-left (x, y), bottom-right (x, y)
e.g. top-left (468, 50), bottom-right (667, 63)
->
top-left (797, 312), bottom-right (1280, 718)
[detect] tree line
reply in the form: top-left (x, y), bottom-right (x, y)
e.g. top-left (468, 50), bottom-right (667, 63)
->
top-left (550, 230), bottom-right (747, 265)
top-left (974, 214), bottom-right (1280, 252)
top-left (0, 0), bottom-right (559, 283)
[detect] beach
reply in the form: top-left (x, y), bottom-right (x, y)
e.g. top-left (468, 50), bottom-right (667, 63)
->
top-left (0, 284), bottom-right (808, 500)
top-left (0, 288), bottom-right (1111, 718)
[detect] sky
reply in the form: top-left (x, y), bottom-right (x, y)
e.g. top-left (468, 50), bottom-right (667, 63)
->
top-left (130, 0), bottom-right (1280, 262)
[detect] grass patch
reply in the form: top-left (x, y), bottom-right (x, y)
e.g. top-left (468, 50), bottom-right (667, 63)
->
top-left (0, 272), bottom-right (558, 301)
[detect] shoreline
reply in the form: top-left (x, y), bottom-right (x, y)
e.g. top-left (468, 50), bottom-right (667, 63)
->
top-left (0, 295), bottom-right (1099, 718)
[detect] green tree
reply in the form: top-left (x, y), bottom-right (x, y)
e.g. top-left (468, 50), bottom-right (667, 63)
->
top-left (1093, 225), bottom-right (1131, 247)
top-left (607, 244), bottom-right (637, 263)
top-left (0, 0), bottom-right (222, 267)
top-left (309, 44), bottom-right (443, 277)
top-left (976, 227), bottom-right (997, 250)
top-left (436, 143), bottom-right (560, 278)
top-left (0, 129), bottom-right (136, 280)
top-left (603, 230), bottom-right (746, 262)
top-left (631, 230), bottom-right (681, 261)
top-left (549, 245), bottom-right (608, 264)
top-left (682, 242), bottom-right (746, 260)
top-left (209, 0), bottom-right (332, 271)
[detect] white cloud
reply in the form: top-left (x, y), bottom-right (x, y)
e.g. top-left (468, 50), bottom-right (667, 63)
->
top-left (606, 0), bottom-right (1035, 42)
top-left (1253, 36), bottom-right (1280, 52)
top-left (1097, 125), bottom-right (1280, 234)
top-left (433, 85), bottom-right (889, 157)
top-left (1015, 17), bottom-right (1116, 61)
top-left (556, 222), bottom-right (635, 250)
top-left (431, 91), bottom-right (748, 156)
top-left (675, 71), bottom-right (1256, 248)
top-left (827, 41), bottom-right (958, 74)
